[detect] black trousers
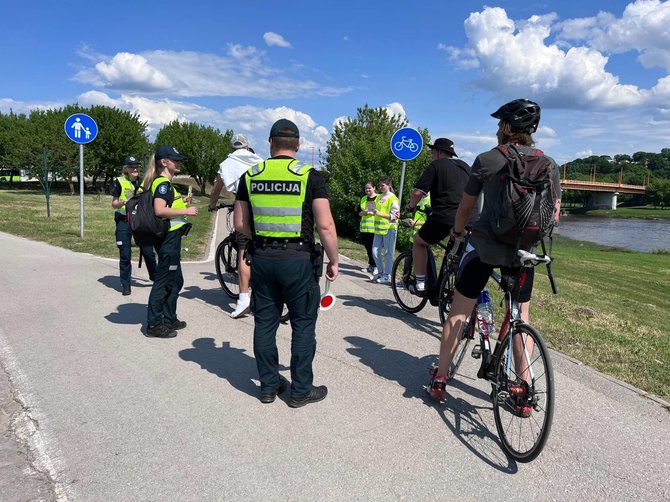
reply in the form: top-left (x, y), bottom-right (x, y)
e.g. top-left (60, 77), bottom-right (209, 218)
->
top-left (251, 253), bottom-right (320, 397)
top-left (360, 231), bottom-right (376, 268)
top-left (147, 230), bottom-right (183, 327)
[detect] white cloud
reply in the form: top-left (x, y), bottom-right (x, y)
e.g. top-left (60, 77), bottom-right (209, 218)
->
top-left (263, 32), bottom-right (292, 48)
top-left (384, 102), bottom-right (406, 120)
top-left (445, 5), bottom-right (670, 112)
top-left (74, 46), bottom-right (351, 99)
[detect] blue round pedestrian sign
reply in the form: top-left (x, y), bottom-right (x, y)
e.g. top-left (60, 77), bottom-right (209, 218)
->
top-left (64, 113), bottom-right (98, 144)
top-left (390, 127), bottom-right (423, 161)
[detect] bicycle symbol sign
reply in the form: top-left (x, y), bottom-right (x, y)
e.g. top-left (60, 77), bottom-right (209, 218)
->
top-left (390, 127), bottom-right (423, 161)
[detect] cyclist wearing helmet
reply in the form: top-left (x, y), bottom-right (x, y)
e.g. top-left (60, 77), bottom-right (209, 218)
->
top-left (426, 99), bottom-right (561, 401)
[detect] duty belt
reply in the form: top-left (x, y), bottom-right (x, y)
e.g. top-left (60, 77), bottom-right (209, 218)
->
top-left (254, 238), bottom-right (313, 252)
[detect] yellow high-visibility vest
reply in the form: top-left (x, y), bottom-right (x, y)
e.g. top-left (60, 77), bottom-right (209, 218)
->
top-left (359, 195), bottom-right (376, 233)
top-left (151, 176), bottom-right (187, 232)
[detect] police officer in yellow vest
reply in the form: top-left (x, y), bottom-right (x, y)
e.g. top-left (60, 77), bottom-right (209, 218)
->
top-left (235, 119), bottom-right (339, 407)
top-left (111, 155), bottom-right (157, 296)
top-left (141, 146), bottom-right (198, 339)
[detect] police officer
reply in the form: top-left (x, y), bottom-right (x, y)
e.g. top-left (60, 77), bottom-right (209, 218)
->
top-left (142, 146), bottom-right (199, 339)
top-left (111, 155), bottom-right (157, 295)
top-left (235, 119), bottom-right (339, 407)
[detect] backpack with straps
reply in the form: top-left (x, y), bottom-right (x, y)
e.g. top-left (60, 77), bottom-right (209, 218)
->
top-left (125, 188), bottom-right (170, 247)
top-left (491, 144), bottom-right (556, 249)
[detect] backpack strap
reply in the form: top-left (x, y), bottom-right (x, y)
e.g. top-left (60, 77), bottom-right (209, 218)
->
top-left (496, 144), bottom-right (511, 157)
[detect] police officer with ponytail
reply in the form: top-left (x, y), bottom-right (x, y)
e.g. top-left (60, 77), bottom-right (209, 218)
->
top-left (235, 119), bottom-right (339, 407)
top-left (111, 156), bottom-right (157, 296)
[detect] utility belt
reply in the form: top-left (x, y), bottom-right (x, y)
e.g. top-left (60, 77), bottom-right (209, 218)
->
top-left (114, 212), bottom-right (127, 223)
top-left (253, 238), bottom-right (314, 252)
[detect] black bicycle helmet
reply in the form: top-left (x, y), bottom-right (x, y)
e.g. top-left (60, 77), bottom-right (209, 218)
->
top-left (491, 99), bottom-right (541, 133)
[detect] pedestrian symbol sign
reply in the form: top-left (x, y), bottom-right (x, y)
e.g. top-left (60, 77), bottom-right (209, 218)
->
top-left (390, 127), bottom-right (423, 161)
top-left (64, 113), bottom-right (98, 144)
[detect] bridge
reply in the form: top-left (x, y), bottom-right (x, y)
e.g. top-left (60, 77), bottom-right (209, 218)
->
top-left (559, 179), bottom-right (646, 209)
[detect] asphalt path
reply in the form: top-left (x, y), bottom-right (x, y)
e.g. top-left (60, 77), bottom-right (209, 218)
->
top-left (1, 226), bottom-right (669, 501)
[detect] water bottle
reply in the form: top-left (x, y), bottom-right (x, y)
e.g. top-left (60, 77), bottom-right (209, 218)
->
top-left (476, 289), bottom-right (495, 336)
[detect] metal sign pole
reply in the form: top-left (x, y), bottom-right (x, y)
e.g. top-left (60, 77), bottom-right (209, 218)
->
top-left (398, 160), bottom-right (406, 210)
top-left (80, 144), bottom-right (84, 238)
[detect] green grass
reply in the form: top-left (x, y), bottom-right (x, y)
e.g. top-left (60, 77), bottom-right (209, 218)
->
top-left (340, 234), bottom-right (670, 400)
top-left (567, 205), bottom-right (670, 219)
top-left (0, 186), bottom-right (223, 261)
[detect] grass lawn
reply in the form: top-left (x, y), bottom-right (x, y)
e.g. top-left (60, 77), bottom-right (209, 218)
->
top-left (567, 205), bottom-right (670, 219)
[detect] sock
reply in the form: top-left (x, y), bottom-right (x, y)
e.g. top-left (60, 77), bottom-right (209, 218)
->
top-left (415, 275), bottom-right (425, 290)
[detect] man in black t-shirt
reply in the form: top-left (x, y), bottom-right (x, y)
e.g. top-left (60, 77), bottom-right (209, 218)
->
top-left (405, 138), bottom-right (470, 293)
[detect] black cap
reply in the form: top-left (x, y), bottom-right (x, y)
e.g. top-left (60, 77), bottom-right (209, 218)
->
top-left (155, 145), bottom-right (187, 161)
top-left (122, 155), bottom-right (141, 166)
top-left (269, 119), bottom-right (300, 139)
top-left (427, 138), bottom-right (458, 157)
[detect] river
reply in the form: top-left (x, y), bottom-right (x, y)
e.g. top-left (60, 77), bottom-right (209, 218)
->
top-left (554, 215), bottom-right (670, 252)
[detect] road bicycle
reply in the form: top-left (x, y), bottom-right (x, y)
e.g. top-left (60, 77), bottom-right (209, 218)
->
top-left (213, 203), bottom-right (240, 298)
top-left (391, 212), bottom-right (465, 325)
top-left (445, 239), bottom-right (557, 462)
top-left (393, 136), bottom-right (419, 153)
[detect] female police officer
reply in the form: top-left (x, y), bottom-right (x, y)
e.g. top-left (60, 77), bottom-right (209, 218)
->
top-left (111, 155), bottom-right (157, 295)
top-left (141, 146), bottom-right (198, 338)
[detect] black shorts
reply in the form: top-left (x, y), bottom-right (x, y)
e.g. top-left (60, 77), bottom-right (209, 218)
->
top-left (234, 230), bottom-right (251, 250)
top-left (417, 216), bottom-right (452, 245)
top-left (456, 250), bottom-right (535, 303)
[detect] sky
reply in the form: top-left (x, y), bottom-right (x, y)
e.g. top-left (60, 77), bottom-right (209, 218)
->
top-left (2, 0), bottom-right (669, 167)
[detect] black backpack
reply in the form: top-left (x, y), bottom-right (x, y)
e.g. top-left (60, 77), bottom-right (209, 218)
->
top-left (491, 144), bottom-right (556, 249)
top-left (126, 187), bottom-right (169, 247)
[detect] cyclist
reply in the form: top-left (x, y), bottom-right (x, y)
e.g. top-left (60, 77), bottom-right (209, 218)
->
top-left (209, 134), bottom-right (263, 318)
top-left (405, 138), bottom-right (470, 294)
top-left (427, 99), bottom-right (562, 401)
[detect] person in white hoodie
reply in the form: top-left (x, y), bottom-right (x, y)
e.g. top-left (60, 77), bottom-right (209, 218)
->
top-left (209, 134), bottom-right (263, 318)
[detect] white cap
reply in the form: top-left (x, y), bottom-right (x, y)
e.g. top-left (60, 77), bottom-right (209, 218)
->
top-left (231, 134), bottom-right (249, 148)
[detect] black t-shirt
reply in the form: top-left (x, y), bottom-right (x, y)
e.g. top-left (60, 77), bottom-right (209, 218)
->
top-left (153, 180), bottom-right (175, 207)
top-left (236, 156), bottom-right (328, 243)
top-left (413, 158), bottom-right (471, 224)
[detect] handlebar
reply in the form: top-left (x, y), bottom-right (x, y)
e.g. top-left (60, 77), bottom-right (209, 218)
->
top-left (209, 202), bottom-right (234, 212)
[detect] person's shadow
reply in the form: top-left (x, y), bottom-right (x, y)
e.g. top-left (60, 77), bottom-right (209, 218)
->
top-left (98, 275), bottom-right (153, 293)
top-left (180, 284), bottom-right (235, 313)
top-left (178, 338), bottom-right (289, 399)
top-left (104, 302), bottom-right (146, 326)
top-left (344, 335), bottom-right (516, 472)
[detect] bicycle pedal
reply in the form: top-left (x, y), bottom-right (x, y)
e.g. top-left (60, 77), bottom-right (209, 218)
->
top-left (471, 344), bottom-right (482, 359)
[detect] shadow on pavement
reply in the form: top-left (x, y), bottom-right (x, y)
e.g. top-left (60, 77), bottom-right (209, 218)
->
top-left (345, 335), bottom-right (516, 472)
top-left (104, 302), bottom-right (146, 326)
top-left (98, 274), bottom-right (153, 292)
top-left (181, 284), bottom-right (235, 313)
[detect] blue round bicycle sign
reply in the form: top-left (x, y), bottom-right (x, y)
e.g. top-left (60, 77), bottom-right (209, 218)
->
top-left (64, 113), bottom-right (98, 144)
top-left (390, 127), bottom-right (423, 161)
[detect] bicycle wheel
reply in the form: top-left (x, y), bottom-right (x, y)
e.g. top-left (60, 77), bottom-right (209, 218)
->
top-left (391, 251), bottom-right (427, 313)
top-left (215, 236), bottom-right (240, 299)
top-left (492, 323), bottom-right (554, 462)
top-left (446, 313), bottom-right (475, 380)
top-left (437, 261), bottom-right (457, 326)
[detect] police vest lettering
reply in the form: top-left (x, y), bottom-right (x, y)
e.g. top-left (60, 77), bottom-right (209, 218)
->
top-left (250, 180), bottom-right (301, 194)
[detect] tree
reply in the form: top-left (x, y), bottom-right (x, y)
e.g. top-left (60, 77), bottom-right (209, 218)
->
top-left (646, 179), bottom-right (670, 208)
top-left (322, 105), bottom-right (432, 237)
top-left (155, 121), bottom-right (232, 195)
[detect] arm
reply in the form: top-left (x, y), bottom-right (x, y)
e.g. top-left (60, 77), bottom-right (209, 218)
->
top-left (154, 198), bottom-right (198, 218)
top-left (407, 188), bottom-right (426, 210)
top-left (112, 196), bottom-right (124, 210)
top-left (208, 175), bottom-right (224, 211)
top-left (234, 200), bottom-right (252, 238)
top-left (451, 193), bottom-right (478, 235)
top-left (313, 198), bottom-right (339, 281)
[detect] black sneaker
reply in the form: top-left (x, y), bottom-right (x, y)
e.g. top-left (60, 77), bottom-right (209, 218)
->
top-left (167, 319), bottom-right (187, 330)
top-left (288, 385), bottom-right (328, 408)
top-left (122, 286), bottom-right (131, 296)
top-left (146, 324), bottom-right (177, 338)
top-left (259, 376), bottom-right (290, 404)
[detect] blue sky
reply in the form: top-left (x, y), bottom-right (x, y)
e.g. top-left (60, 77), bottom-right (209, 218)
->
top-left (2, 0), bottom-right (669, 166)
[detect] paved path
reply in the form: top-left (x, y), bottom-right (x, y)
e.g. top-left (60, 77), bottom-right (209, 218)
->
top-left (0, 230), bottom-right (668, 501)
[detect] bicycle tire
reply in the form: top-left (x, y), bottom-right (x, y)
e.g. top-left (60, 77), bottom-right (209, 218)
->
top-left (492, 323), bottom-right (554, 462)
top-left (391, 251), bottom-right (428, 313)
top-left (446, 314), bottom-right (474, 380)
top-left (215, 236), bottom-right (240, 299)
top-left (437, 261), bottom-right (457, 326)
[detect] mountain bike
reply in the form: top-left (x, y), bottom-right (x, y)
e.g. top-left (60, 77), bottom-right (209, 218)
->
top-left (213, 203), bottom-right (239, 298)
top-left (390, 211), bottom-right (466, 325)
top-left (446, 240), bottom-right (557, 462)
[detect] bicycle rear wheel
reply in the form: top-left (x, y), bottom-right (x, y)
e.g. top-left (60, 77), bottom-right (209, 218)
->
top-left (492, 324), bottom-right (554, 462)
top-left (437, 261), bottom-right (457, 326)
top-left (391, 250), bottom-right (427, 313)
top-left (215, 236), bottom-right (240, 299)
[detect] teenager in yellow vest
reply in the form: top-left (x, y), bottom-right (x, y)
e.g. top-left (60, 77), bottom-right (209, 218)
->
top-left (110, 156), bottom-right (157, 296)
top-left (371, 177), bottom-right (399, 284)
top-left (358, 181), bottom-right (378, 275)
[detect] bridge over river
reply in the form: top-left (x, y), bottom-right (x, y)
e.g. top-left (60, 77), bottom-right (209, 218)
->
top-left (560, 179), bottom-right (646, 209)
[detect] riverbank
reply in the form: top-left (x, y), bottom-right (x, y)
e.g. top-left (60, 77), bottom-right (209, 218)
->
top-left (566, 205), bottom-right (670, 220)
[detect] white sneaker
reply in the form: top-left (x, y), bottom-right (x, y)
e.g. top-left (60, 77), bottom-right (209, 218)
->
top-left (415, 281), bottom-right (425, 292)
top-left (230, 298), bottom-right (251, 319)
top-left (376, 275), bottom-right (390, 284)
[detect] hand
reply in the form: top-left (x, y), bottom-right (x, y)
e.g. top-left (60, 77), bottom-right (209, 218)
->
top-left (450, 227), bottom-right (464, 240)
top-left (186, 207), bottom-right (198, 216)
top-left (325, 262), bottom-right (339, 281)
